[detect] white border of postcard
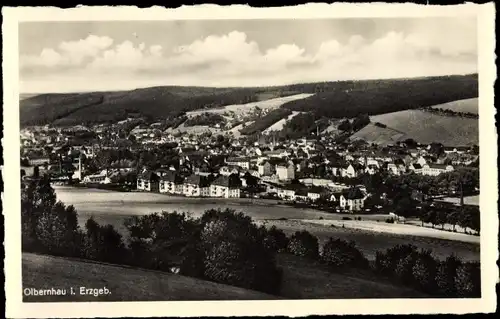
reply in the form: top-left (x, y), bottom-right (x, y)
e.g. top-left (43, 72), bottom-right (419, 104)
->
top-left (3, 3), bottom-right (498, 317)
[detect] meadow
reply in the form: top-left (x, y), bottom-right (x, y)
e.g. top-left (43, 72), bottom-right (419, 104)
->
top-left (350, 123), bottom-right (407, 145)
top-left (370, 110), bottom-right (478, 146)
top-left (53, 187), bottom-right (480, 262)
top-left (431, 98), bottom-right (479, 114)
top-left (22, 253), bottom-right (276, 302)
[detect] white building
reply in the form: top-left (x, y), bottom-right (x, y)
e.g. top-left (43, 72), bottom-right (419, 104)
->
top-left (421, 164), bottom-right (454, 176)
top-left (209, 175), bottom-right (241, 198)
top-left (276, 163), bottom-right (295, 181)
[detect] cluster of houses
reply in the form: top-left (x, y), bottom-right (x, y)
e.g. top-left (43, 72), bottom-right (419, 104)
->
top-left (137, 169), bottom-right (243, 199)
top-left (136, 165), bottom-right (370, 211)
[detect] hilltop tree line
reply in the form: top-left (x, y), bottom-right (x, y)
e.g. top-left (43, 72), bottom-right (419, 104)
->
top-left (22, 177), bottom-right (480, 297)
top-left (184, 113), bottom-right (227, 127)
top-left (21, 74), bottom-right (477, 127)
top-left (240, 108), bottom-right (293, 135)
top-left (422, 107), bottom-right (478, 119)
top-left (281, 75), bottom-right (478, 119)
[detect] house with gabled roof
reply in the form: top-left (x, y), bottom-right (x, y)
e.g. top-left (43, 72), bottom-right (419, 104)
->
top-left (159, 171), bottom-right (184, 194)
top-left (307, 186), bottom-right (329, 202)
top-left (340, 163), bottom-right (357, 178)
top-left (339, 187), bottom-right (366, 212)
top-left (183, 174), bottom-right (211, 197)
top-left (226, 157), bottom-right (250, 169)
top-left (408, 163), bottom-right (423, 174)
top-left (421, 164), bottom-right (454, 176)
top-left (219, 165), bottom-right (241, 176)
top-left (137, 170), bottom-right (160, 192)
top-left (257, 160), bottom-right (273, 177)
top-left (276, 161), bottom-right (295, 181)
top-left (210, 174), bottom-right (241, 198)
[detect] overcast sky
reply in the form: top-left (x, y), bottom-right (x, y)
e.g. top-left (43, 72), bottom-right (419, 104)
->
top-left (19, 18), bottom-right (478, 93)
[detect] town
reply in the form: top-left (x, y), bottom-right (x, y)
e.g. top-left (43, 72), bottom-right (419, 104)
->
top-left (20, 121), bottom-right (480, 219)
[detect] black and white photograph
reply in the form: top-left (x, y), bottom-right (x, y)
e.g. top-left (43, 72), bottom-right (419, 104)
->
top-left (3, 3), bottom-right (497, 318)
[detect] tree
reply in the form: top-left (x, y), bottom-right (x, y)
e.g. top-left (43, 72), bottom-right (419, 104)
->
top-left (287, 230), bottom-right (319, 259)
top-left (338, 120), bottom-right (352, 132)
top-left (351, 113), bottom-right (370, 131)
top-left (411, 250), bottom-right (438, 293)
top-left (455, 262), bottom-right (481, 297)
top-left (199, 209), bottom-right (282, 294)
top-left (35, 202), bottom-right (81, 257)
top-left (21, 176), bottom-right (58, 251)
top-left (435, 210), bottom-right (448, 230)
top-left (321, 238), bottom-right (369, 269)
top-left (263, 226), bottom-right (289, 252)
top-left (435, 255), bottom-right (462, 296)
top-left (83, 218), bottom-right (128, 264)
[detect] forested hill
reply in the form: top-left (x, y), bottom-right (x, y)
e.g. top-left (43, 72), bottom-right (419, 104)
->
top-left (20, 74), bottom-right (478, 127)
top-left (281, 74), bottom-right (478, 118)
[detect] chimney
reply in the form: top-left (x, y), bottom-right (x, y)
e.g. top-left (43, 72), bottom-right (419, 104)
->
top-left (459, 181), bottom-right (464, 206)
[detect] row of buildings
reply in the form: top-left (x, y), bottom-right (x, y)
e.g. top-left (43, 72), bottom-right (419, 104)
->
top-left (137, 170), bottom-right (242, 198)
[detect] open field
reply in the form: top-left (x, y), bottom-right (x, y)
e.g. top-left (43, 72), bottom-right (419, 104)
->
top-left (300, 219), bottom-right (479, 244)
top-left (260, 220), bottom-right (479, 262)
top-left (436, 195), bottom-right (480, 206)
top-left (432, 98), bottom-right (478, 114)
top-left (263, 111), bottom-right (302, 133)
top-left (227, 121), bottom-right (254, 138)
top-left (22, 253), bottom-right (277, 302)
top-left (53, 187), bottom-right (480, 262)
top-left (370, 110), bottom-right (478, 146)
top-left (164, 123), bottom-right (224, 135)
top-left (186, 93), bottom-right (313, 118)
top-left (350, 123), bottom-right (407, 145)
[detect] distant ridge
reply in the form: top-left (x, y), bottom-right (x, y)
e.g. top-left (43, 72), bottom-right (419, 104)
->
top-left (20, 74), bottom-right (478, 128)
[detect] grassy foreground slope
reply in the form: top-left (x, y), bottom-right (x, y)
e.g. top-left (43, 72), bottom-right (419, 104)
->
top-left (22, 252), bottom-right (427, 301)
top-left (22, 253), bottom-right (277, 302)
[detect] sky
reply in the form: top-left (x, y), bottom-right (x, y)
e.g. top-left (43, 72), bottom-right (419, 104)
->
top-left (18, 18), bottom-right (478, 93)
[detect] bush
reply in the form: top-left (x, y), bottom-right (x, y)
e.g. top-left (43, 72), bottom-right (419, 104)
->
top-left (288, 230), bottom-right (319, 259)
top-left (411, 250), bottom-right (438, 293)
top-left (455, 262), bottom-right (481, 297)
top-left (35, 202), bottom-right (81, 257)
top-left (204, 239), bottom-right (282, 295)
top-left (263, 226), bottom-right (289, 252)
top-left (124, 211), bottom-right (201, 271)
top-left (435, 255), bottom-right (462, 296)
top-left (321, 238), bottom-right (369, 269)
top-left (82, 218), bottom-right (128, 264)
top-left (375, 244), bottom-right (419, 276)
top-left (199, 209), bottom-right (282, 294)
top-left (342, 217), bottom-right (352, 221)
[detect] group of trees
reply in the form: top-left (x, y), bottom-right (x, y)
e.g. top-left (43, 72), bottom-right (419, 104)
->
top-left (286, 229), bottom-right (480, 297)
top-left (423, 107), bottom-right (478, 119)
top-left (240, 108), bottom-right (293, 135)
top-left (375, 244), bottom-right (480, 297)
top-left (22, 178), bottom-right (480, 298)
top-left (21, 178), bottom-right (283, 294)
top-left (184, 113), bottom-right (226, 127)
top-left (338, 114), bottom-right (371, 133)
top-left (418, 204), bottom-right (480, 234)
top-left (277, 113), bottom-right (329, 140)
